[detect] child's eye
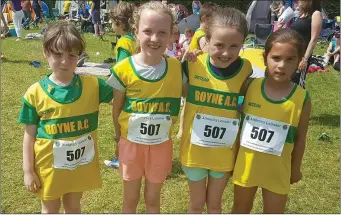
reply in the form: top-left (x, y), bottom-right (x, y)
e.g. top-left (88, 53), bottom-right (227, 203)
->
top-left (143, 29), bottom-right (151, 34)
top-left (159, 31), bottom-right (167, 36)
top-left (272, 56), bottom-right (280, 61)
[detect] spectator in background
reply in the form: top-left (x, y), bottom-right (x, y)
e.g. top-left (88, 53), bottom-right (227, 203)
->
top-left (63, 0), bottom-right (71, 18)
top-left (192, 1), bottom-right (201, 15)
top-left (288, 0), bottom-right (323, 87)
top-left (270, 0), bottom-right (281, 24)
top-left (179, 27), bottom-right (192, 51)
top-left (79, 2), bottom-right (92, 32)
top-left (31, 0), bottom-right (42, 27)
top-left (100, 0), bottom-right (106, 9)
top-left (0, 11), bottom-right (9, 58)
top-left (90, 0), bottom-right (104, 36)
top-left (9, 0), bottom-right (24, 41)
top-left (165, 25), bottom-right (180, 58)
top-left (323, 31), bottom-right (340, 68)
top-left (21, 0), bottom-right (31, 30)
top-left (0, 10), bottom-right (9, 35)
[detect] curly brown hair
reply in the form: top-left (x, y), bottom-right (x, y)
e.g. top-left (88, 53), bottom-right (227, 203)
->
top-left (109, 2), bottom-right (136, 33)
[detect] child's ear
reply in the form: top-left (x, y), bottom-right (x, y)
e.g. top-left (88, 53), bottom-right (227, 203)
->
top-left (201, 15), bottom-right (206, 23)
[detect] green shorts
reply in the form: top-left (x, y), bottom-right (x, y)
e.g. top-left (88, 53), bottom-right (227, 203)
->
top-left (182, 165), bottom-right (225, 181)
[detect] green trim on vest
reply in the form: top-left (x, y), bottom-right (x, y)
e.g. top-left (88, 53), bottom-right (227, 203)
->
top-left (110, 67), bottom-right (126, 88)
top-left (123, 97), bottom-right (181, 116)
top-left (22, 97), bottom-right (36, 109)
top-left (303, 90), bottom-right (310, 106)
top-left (206, 55), bottom-right (244, 80)
top-left (37, 111), bottom-right (99, 139)
top-left (39, 74), bottom-right (83, 104)
top-left (261, 78), bottom-right (297, 104)
top-left (122, 33), bottom-right (135, 41)
top-left (129, 57), bottom-right (168, 82)
top-left (187, 85), bottom-right (239, 110)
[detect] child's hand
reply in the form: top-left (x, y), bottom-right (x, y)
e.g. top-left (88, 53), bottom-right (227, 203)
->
top-left (181, 49), bottom-right (203, 62)
top-left (24, 171), bottom-right (41, 193)
top-left (290, 170), bottom-right (302, 184)
top-left (114, 135), bottom-right (120, 143)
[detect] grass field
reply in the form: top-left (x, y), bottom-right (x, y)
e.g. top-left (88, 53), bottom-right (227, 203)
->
top-left (1, 26), bottom-right (340, 213)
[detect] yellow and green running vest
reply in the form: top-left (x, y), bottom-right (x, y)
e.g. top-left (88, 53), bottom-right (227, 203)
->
top-left (112, 57), bottom-right (182, 144)
top-left (180, 53), bottom-right (252, 172)
top-left (233, 78), bottom-right (309, 194)
top-left (23, 76), bottom-right (103, 200)
top-left (114, 33), bottom-right (136, 59)
top-left (188, 28), bottom-right (206, 52)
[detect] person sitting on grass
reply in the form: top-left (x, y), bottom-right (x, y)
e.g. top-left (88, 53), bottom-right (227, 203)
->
top-left (324, 31), bottom-right (340, 68)
top-left (79, 3), bottom-right (92, 32)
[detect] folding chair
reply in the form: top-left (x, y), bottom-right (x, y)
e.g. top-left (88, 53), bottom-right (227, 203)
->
top-left (252, 23), bottom-right (274, 47)
top-left (319, 19), bottom-right (336, 43)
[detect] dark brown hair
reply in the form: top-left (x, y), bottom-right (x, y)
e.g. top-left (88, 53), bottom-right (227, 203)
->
top-left (299, 0), bottom-right (321, 15)
top-left (263, 28), bottom-right (306, 60)
top-left (43, 21), bottom-right (85, 56)
top-left (109, 2), bottom-right (136, 33)
top-left (205, 7), bottom-right (248, 40)
top-left (199, 2), bottom-right (218, 22)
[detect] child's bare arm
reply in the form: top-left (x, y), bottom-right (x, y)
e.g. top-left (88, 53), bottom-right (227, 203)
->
top-left (327, 42), bottom-right (333, 54)
top-left (23, 124), bottom-right (41, 192)
top-left (112, 89), bottom-right (125, 141)
top-left (291, 96), bottom-right (312, 184)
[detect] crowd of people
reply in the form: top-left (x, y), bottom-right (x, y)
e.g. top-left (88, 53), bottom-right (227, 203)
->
top-left (14, 0), bottom-right (338, 214)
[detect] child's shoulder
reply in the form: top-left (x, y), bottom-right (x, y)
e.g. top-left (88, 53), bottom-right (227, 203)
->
top-left (240, 57), bottom-right (252, 67)
top-left (25, 81), bottom-right (41, 95)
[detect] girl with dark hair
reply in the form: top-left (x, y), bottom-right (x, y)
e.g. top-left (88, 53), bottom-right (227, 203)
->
top-left (232, 28), bottom-right (311, 214)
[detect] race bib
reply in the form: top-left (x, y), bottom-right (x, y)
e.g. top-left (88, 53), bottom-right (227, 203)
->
top-left (190, 113), bottom-right (239, 147)
top-left (127, 113), bottom-right (172, 145)
top-left (53, 134), bottom-right (95, 170)
top-left (240, 114), bottom-right (290, 156)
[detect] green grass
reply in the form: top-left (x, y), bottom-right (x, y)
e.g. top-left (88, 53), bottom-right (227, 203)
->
top-left (1, 27), bottom-right (340, 213)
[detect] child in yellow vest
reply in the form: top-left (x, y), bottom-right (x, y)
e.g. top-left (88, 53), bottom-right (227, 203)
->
top-left (176, 2), bottom-right (218, 140)
top-left (180, 7), bottom-right (252, 213)
top-left (109, 2), bottom-right (136, 62)
top-left (63, 0), bottom-right (71, 17)
top-left (107, 1), bottom-right (186, 213)
top-left (104, 1), bottom-right (136, 168)
top-left (232, 28), bottom-right (312, 214)
top-left (188, 2), bottom-right (217, 53)
top-left (18, 21), bottom-right (113, 213)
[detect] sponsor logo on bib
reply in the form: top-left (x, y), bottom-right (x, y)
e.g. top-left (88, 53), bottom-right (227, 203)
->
top-left (194, 75), bottom-right (209, 82)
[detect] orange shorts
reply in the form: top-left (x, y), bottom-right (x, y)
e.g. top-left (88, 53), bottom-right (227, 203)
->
top-left (118, 138), bottom-right (173, 184)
